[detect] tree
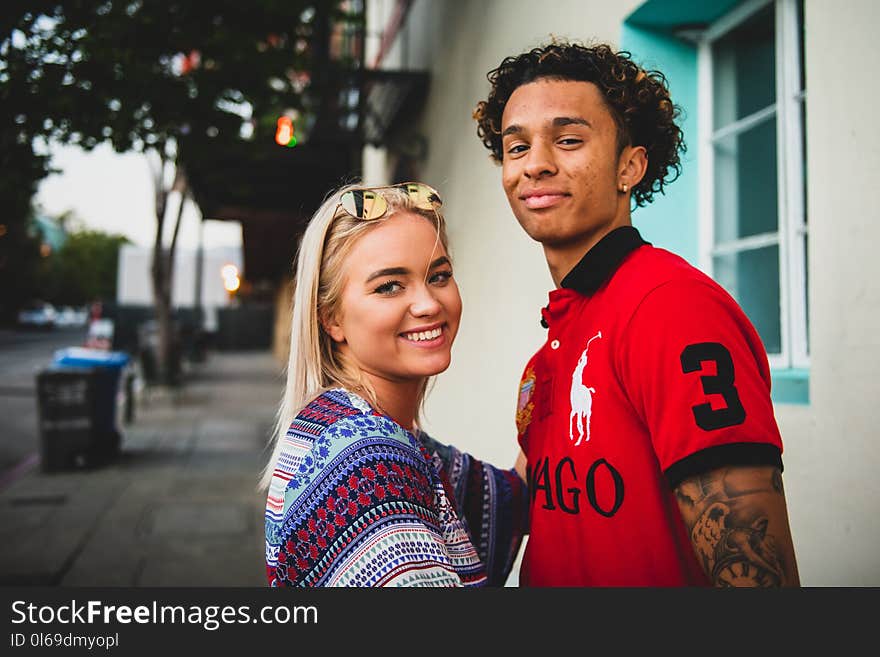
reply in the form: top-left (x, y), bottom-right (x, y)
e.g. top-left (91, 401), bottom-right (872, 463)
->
top-left (38, 225), bottom-right (130, 307)
top-left (1, 0), bottom-right (362, 380)
top-left (0, 54), bottom-right (50, 322)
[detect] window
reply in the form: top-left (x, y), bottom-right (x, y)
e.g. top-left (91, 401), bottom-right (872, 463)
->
top-left (698, 0), bottom-right (807, 370)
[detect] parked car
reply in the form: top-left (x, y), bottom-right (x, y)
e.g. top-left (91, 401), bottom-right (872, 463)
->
top-left (55, 306), bottom-right (89, 328)
top-left (16, 301), bottom-right (58, 329)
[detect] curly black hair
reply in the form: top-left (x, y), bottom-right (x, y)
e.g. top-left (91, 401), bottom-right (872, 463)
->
top-left (474, 42), bottom-right (685, 207)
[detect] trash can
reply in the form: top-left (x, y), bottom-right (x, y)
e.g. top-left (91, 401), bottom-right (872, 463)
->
top-left (36, 347), bottom-right (131, 471)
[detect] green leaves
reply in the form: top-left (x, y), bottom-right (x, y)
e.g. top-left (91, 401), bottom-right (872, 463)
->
top-left (38, 227), bottom-right (131, 306)
top-left (2, 0), bottom-right (329, 154)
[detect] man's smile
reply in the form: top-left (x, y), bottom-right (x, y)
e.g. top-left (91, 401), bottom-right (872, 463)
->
top-left (520, 189), bottom-right (570, 210)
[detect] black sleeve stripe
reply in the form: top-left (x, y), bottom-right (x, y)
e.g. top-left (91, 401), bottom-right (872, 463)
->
top-left (664, 442), bottom-right (783, 490)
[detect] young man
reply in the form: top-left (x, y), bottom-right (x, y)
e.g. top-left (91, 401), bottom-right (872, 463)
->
top-left (474, 42), bottom-right (800, 586)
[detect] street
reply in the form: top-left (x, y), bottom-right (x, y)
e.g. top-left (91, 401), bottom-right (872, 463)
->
top-left (0, 348), bottom-right (276, 585)
top-left (0, 327), bottom-right (89, 475)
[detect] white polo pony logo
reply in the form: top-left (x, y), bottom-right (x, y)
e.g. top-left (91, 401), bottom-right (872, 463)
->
top-left (569, 331), bottom-right (602, 446)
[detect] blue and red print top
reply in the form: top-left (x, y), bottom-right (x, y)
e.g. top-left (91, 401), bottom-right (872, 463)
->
top-left (516, 226), bottom-right (784, 586)
top-left (265, 388), bottom-right (527, 587)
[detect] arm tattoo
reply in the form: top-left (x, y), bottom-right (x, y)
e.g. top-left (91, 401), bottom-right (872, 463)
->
top-left (675, 466), bottom-right (796, 587)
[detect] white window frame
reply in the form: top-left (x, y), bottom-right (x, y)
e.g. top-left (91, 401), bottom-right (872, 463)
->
top-left (697, 0), bottom-right (808, 370)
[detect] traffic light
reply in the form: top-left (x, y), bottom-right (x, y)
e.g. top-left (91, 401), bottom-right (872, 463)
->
top-left (275, 116), bottom-right (297, 147)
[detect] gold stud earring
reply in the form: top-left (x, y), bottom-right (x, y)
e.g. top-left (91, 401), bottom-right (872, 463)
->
top-left (619, 183), bottom-right (629, 193)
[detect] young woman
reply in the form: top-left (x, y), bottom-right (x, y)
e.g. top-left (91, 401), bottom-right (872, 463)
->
top-left (261, 182), bottom-right (527, 587)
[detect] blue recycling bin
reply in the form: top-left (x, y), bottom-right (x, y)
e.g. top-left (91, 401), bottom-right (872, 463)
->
top-left (52, 347), bottom-right (130, 435)
top-left (36, 348), bottom-right (131, 471)
top-left (52, 347), bottom-right (130, 369)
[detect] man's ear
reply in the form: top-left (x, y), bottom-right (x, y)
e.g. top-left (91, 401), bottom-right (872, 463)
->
top-left (320, 312), bottom-right (345, 343)
top-left (618, 144), bottom-right (648, 191)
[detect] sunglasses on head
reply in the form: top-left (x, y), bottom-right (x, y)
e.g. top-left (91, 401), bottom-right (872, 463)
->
top-left (338, 182), bottom-right (442, 221)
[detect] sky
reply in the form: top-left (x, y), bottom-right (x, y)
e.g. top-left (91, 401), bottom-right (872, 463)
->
top-left (35, 142), bottom-right (244, 252)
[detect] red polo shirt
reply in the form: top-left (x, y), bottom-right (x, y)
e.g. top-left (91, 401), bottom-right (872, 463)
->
top-left (516, 226), bottom-right (783, 586)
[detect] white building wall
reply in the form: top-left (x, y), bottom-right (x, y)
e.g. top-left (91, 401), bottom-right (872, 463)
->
top-left (774, 0), bottom-right (880, 585)
top-left (117, 244), bottom-right (243, 329)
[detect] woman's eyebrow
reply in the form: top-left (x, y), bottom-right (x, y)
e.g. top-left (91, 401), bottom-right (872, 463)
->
top-left (365, 266), bottom-right (410, 283)
top-left (366, 257), bottom-right (450, 283)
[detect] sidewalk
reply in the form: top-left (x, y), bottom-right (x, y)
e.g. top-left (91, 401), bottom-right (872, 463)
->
top-left (0, 351), bottom-right (283, 586)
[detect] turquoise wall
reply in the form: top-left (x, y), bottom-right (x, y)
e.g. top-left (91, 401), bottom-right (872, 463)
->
top-left (620, 23), bottom-right (700, 266)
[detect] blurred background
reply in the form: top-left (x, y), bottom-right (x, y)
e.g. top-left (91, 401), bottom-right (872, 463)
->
top-left (1, 0), bottom-right (877, 586)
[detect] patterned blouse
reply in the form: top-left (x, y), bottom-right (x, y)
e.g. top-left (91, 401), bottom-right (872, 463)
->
top-left (265, 388), bottom-right (527, 587)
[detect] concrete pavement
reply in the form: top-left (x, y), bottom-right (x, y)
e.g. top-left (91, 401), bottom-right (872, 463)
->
top-left (0, 351), bottom-right (283, 586)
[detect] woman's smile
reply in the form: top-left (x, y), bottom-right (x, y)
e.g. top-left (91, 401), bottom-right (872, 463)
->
top-left (400, 323), bottom-right (447, 347)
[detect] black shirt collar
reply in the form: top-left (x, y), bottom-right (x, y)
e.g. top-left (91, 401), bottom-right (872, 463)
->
top-left (560, 225), bottom-right (649, 295)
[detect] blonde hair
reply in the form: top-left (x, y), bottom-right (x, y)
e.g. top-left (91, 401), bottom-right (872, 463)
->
top-left (258, 183), bottom-right (450, 490)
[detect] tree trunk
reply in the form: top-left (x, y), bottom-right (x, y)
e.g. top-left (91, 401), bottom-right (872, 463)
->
top-left (150, 156), bottom-right (172, 385)
top-left (151, 251), bottom-right (175, 385)
top-left (148, 152), bottom-right (187, 386)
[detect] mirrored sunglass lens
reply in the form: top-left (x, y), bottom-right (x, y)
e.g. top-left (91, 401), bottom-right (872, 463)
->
top-left (402, 183), bottom-right (441, 209)
top-left (341, 190), bottom-right (387, 220)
